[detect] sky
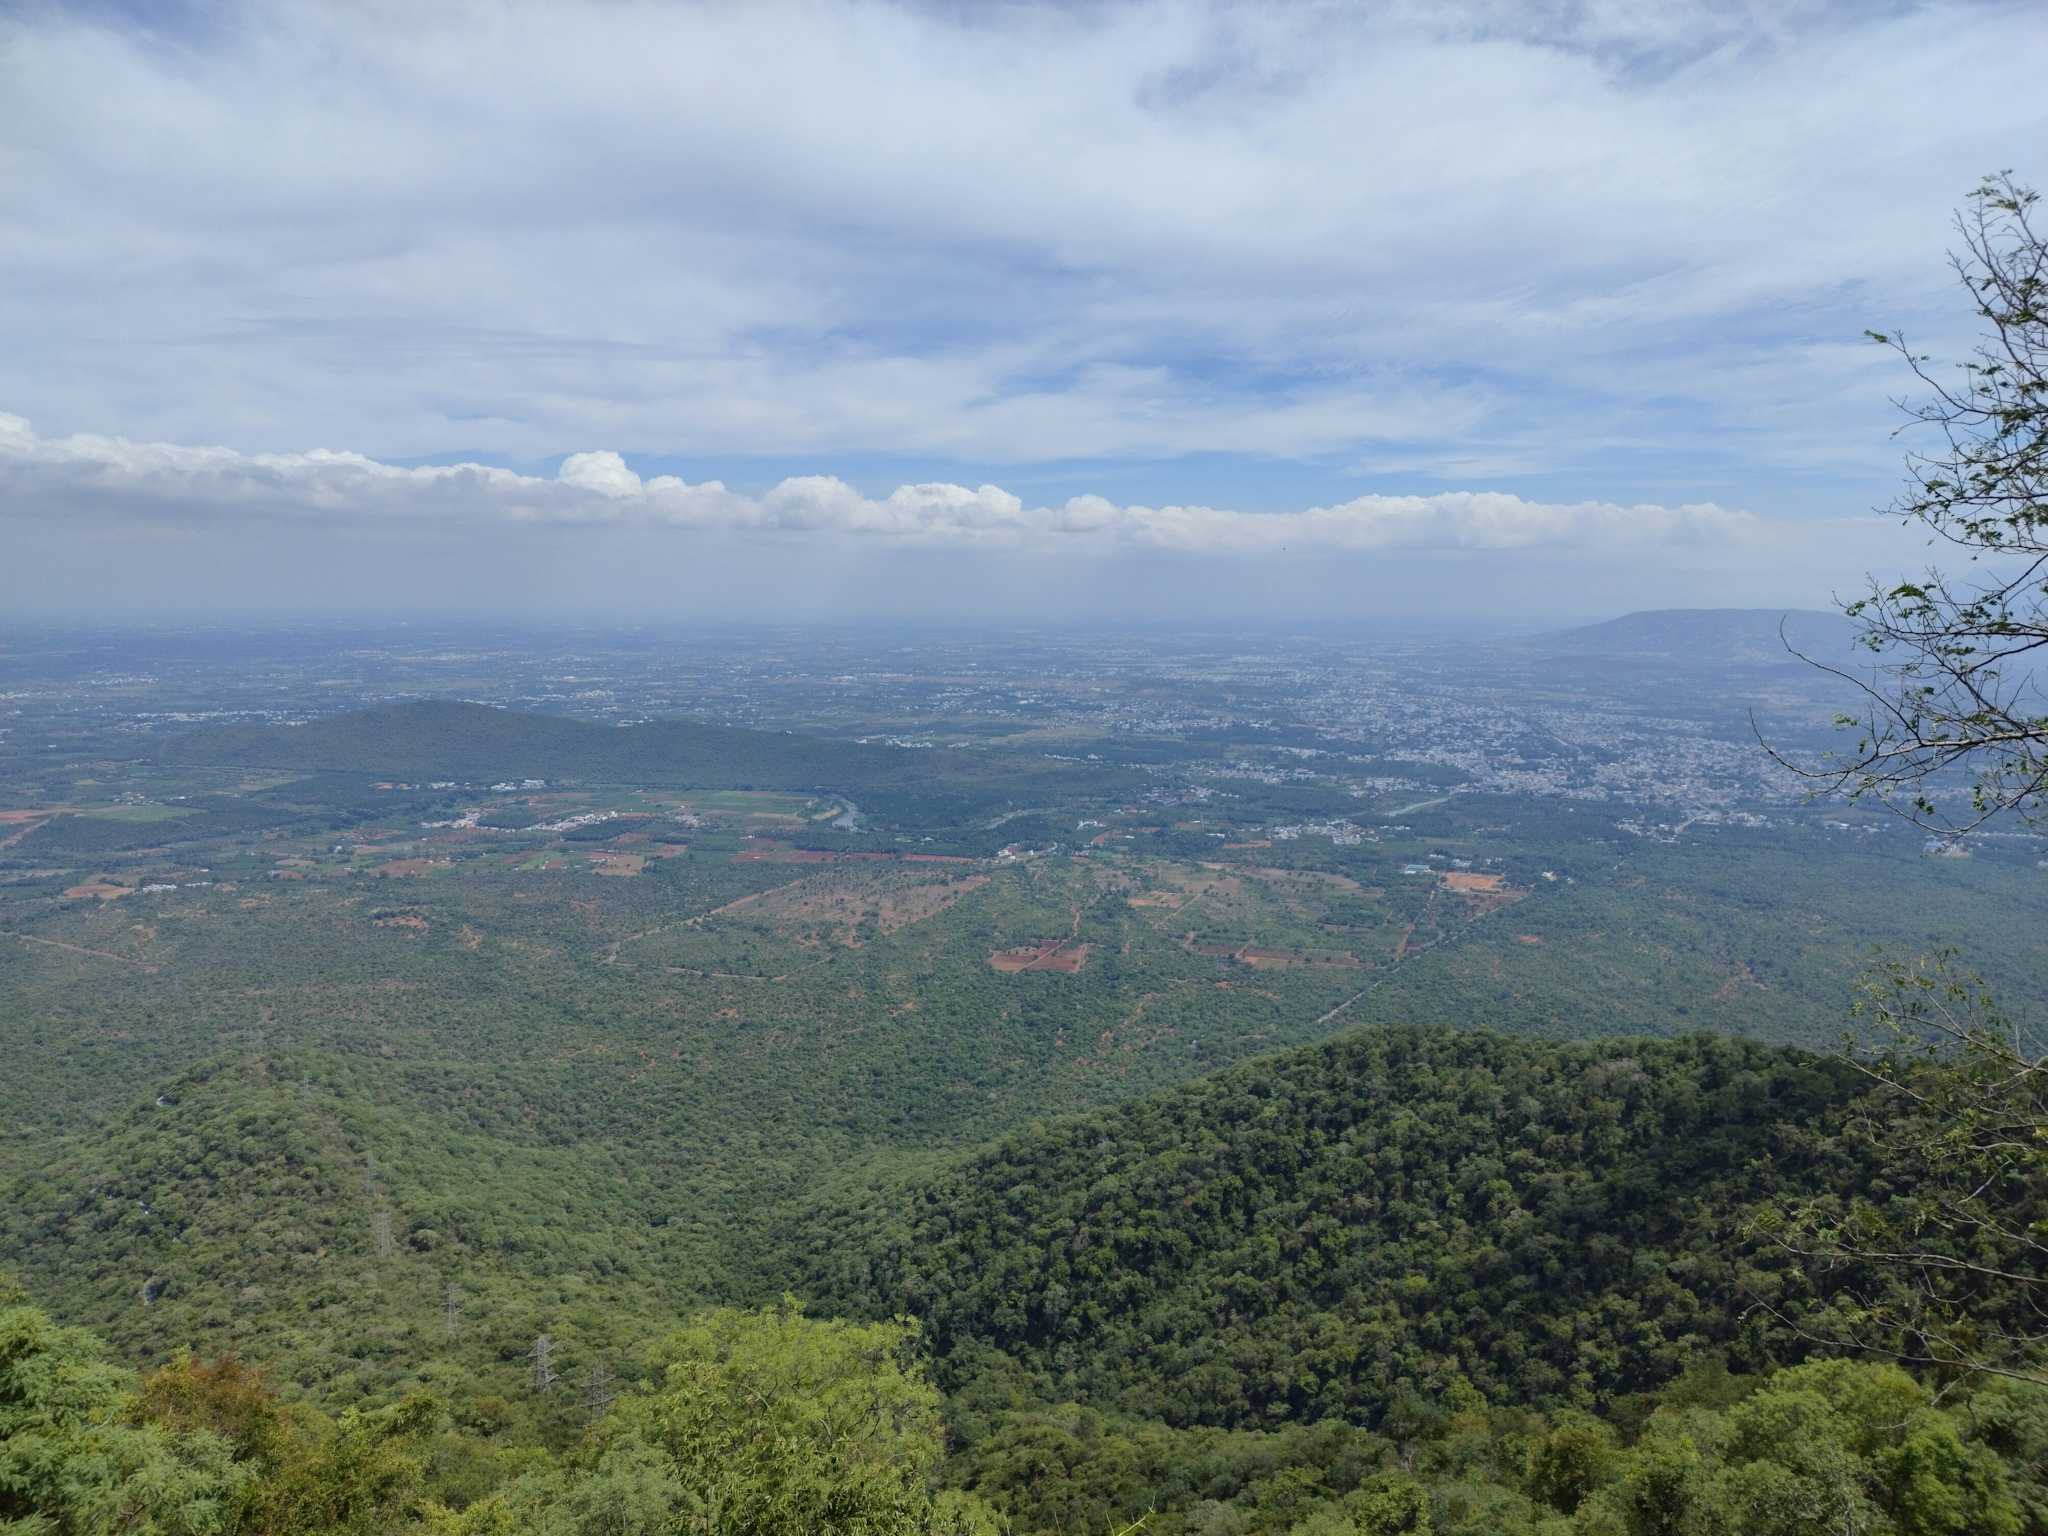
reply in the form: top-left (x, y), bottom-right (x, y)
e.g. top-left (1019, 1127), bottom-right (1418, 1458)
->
top-left (3, 0), bottom-right (2043, 624)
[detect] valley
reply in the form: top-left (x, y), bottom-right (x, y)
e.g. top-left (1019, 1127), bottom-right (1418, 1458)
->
top-left (3, 617), bottom-right (2044, 1534)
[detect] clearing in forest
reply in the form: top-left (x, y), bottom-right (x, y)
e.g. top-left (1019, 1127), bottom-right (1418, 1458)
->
top-left (743, 870), bottom-right (990, 943)
top-left (1239, 947), bottom-right (1364, 970)
top-left (1441, 870), bottom-right (1504, 893)
top-left (989, 940), bottom-right (1089, 973)
top-left (1134, 864), bottom-right (1247, 916)
top-left (732, 838), bottom-right (894, 864)
top-left (62, 879), bottom-right (132, 901)
top-left (1440, 870), bottom-right (1522, 914)
top-left (734, 841), bottom-right (836, 863)
top-left (1244, 867), bottom-right (1365, 893)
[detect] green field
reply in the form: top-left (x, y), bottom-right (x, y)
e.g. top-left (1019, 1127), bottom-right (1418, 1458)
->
top-left (75, 802), bottom-right (196, 822)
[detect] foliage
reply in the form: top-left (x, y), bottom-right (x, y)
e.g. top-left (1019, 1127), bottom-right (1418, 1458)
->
top-left (942, 1358), bottom-right (2032, 1535)
top-left (0, 1301), bottom-right (251, 1535)
top-left (1755, 951), bottom-right (2048, 1385)
top-left (789, 1027), bottom-right (1921, 1430)
top-left (411, 1304), bottom-right (999, 1536)
top-left (4, 1295), bottom-right (999, 1536)
top-left (1782, 174), bottom-right (2048, 833)
top-left (10, 1286), bottom-right (2040, 1536)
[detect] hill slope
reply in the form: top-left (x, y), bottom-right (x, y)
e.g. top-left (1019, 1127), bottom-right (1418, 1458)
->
top-left (0, 1048), bottom-right (725, 1399)
top-left (791, 1025), bottom-right (1890, 1429)
top-left (10, 1026), bottom-right (2046, 1536)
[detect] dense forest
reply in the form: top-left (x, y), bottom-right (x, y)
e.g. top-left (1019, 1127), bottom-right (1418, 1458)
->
top-left (7, 1022), bottom-right (2047, 1534)
top-left (14, 1277), bottom-right (2044, 1536)
top-left (789, 1029), bottom-right (1893, 1427)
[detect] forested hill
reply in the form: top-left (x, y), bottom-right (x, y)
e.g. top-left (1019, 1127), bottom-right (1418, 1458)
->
top-left (155, 698), bottom-right (1128, 801)
top-left (7, 1025), bottom-right (2043, 1535)
top-left (791, 1025), bottom-right (1899, 1430)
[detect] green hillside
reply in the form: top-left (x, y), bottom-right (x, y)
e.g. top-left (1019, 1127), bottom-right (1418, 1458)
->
top-left (0, 1049), bottom-right (727, 1416)
top-left (789, 1027), bottom-right (1946, 1429)
top-left (2, 1020), bottom-right (1938, 1428)
top-left (9, 1021), bottom-right (2046, 1536)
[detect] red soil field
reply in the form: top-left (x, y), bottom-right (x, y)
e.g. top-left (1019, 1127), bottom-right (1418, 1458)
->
top-left (63, 880), bottom-right (131, 901)
top-left (989, 941), bottom-right (1089, 973)
top-left (1441, 870), bottom-right (1505, 893)
top-left (734, 840), bottom-right (836, 863)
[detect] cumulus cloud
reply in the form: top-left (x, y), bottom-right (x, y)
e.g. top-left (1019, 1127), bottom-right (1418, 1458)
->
top-left (556, 450), bottom-right (643, 499)
top-left (0, 413), bottom-right (1760, 555)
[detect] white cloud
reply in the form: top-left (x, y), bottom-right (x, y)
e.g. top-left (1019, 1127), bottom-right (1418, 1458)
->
top-left (0, 0), bottom-right (2039, 488)
top-left (557, 450), bottom-right (643, 499)
top-left (0, 412), bottom-right (1760, 555)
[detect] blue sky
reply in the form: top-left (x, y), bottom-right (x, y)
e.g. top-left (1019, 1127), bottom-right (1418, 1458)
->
top-left (2, 0), bottom-right (2043, 620)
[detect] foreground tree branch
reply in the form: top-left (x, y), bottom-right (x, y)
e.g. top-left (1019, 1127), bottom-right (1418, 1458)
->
top-left (1751, 953), bottom-right (2048, 1387)
top-left (1772, 173), bottom-right (2048, 835)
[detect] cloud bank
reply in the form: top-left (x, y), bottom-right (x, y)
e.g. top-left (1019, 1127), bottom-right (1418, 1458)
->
top-left (0, 0), bottom-right (2042, 510)
top-left (0, 3), bottom-right (2013, 619)
top-left (0, 414), bottom-right (1759, 556)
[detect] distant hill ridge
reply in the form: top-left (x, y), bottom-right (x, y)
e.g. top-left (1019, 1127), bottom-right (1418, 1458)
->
top-left (1542, 607), bottom-right (1861, 661)
top-left (156, 698), bottom-right (1121, 799)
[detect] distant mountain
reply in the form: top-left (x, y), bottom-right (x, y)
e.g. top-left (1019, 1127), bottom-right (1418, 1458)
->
top-left (1541, 608), bottom-right (1863, 664)
top-left (156, 698), bottom-right (1129, 803)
